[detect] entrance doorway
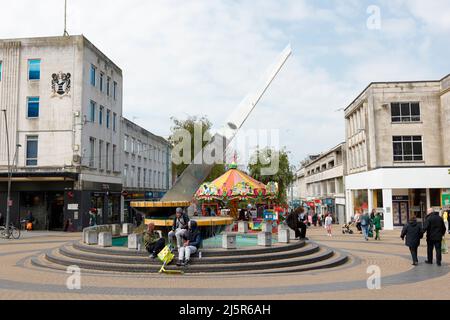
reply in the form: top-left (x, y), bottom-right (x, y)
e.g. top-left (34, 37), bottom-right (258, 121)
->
top-left (393, 201), bottom-right (409, 226)
top-left (48, 193), bottom-right (64, 230)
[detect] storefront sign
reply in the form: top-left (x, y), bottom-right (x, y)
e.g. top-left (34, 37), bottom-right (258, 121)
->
top-left (393, 196), bottom-right (409, 201)
top-left (68, 204), bottom-right (78, 210)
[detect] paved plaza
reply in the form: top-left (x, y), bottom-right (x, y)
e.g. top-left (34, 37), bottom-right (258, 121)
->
top-left (0, 227), bottom-right (448, 300)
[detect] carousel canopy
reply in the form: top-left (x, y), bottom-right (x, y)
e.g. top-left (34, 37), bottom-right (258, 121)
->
top-left (195, 164), bottom-right (278, 202)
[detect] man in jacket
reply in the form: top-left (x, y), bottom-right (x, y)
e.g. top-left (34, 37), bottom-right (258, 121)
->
top-left (401, 216), bottom-right (423, 265)
top-left (143, 223), bottom-right (165, 259)
top-left (177, 220), bottom-right (202, 266)
top-left (423, 208), bottom-right (447, 266)
top-left (286, 209), bottom-right (301, 239)
top-left (168, 208), bottom-right (190, 250)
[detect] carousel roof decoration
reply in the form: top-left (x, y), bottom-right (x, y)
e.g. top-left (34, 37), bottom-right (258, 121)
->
top-left (195, 163), bottom-right (278, 202)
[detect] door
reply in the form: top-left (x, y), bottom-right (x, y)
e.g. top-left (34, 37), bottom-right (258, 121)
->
top-left (393, 201), bottom-right (409, 226)
top-left (49, 193), bottom-right (64, 230)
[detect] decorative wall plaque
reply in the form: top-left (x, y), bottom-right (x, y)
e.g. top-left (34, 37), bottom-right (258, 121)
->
top-left (51, 72), bottom-right (71, 97)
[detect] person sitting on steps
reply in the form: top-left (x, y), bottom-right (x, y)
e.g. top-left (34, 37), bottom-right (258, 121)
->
top-left (177, 220), bottom-right (202, 267)
top-left (143, 223), bottom-right (166, 259)
top-left (168, 208), bottom-right (190, 251)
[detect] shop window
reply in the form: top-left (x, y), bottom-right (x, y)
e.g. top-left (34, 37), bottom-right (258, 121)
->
top-left (430, 189), bottom-right (441, 207)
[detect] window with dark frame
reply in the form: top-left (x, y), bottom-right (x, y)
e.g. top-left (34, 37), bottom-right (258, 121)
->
top-left (391, 102), bottom-right (421, 123)
top-left (393, 136), bottom-right (423, 162)
top-left (26, 135), bottom-right (38, 166)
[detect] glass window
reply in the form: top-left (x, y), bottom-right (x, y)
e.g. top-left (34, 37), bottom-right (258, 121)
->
top-left (392, 136), bottom-right (423, 162)
top-left (107, 77), bottom-right (111, 96)
top-left (28, 59), bottom-right (41, 80)
top-left (100, 73), bottom-right (104, 92)
top-left (112, 145), bottom-right (116, 171)
top-left (113, 81), bottom-right (117, 100)
top-left (113, 113), bottom-right (117, 131)
top-left (106, 143), bottom-right (110, 171)
top-left (99, 106), bottom-right (104, 125)
top-left (106, 109), bottom-right (111, 128)
top-left (98, 140), bottom-right (103, 170)
top-left (391, 102), bottom-right (421, 122)
top-left (26, 136), bottom-right (38, 166)
top-left (27, 97), bottom-right (40, 118)
top-left (0, 61), bottom-right (2, 81)
top-left (90, 64), bottom-right (96, 86)
top-left (89, 137), bottom-right (95, 167)
top-left (90, 101), bottom-right (96, 122)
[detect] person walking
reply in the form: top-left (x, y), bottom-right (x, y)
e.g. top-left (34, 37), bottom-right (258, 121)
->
top-left (312, 212), bottom-right (318, 227)
top-left (325, 214), bottom-right (333, 237)
top-left (177, 220), bottom-right (202, 266)
top-left (298, 207), bottom-right (308, 239)
top-left (88, 209), bottom-right (97, 227)
top-left (355, 211), bottom-right (362, 233)
top-left (360, 212), bottom-right (370, 241)
top-left (423, 208), bottom-right (447, 266)
top-left (373, 212), bottom-right (382, 240)
top-left (401, 216), bottom-right (423, 266)
top-left (168, 208), bottom-right (190, 251)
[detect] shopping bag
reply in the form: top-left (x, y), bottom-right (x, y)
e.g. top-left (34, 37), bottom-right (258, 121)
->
top-left (157, 245), bottom-right (175, 265)
top-left (442, 238), bottom-right (448, 254)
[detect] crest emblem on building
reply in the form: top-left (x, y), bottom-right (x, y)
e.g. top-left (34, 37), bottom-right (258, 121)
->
top-left (51, 72), bottom-right (71, 97)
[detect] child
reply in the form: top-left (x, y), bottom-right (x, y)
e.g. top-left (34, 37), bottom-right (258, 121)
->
top-left (325, 214), bottom-right (333, 237)
top-left (401, 216), bottom-right (423, 266)
top-left (373, 212), bottom-right (382, 240)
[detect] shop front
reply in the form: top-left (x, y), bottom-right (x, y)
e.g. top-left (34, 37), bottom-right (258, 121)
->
top-left (123, 190), bottom-right (167, 223)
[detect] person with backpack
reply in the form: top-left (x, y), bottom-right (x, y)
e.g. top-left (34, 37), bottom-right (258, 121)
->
top-left (401, 216), bottom-right (424, 266)
top-left (360, 212), bottom-right (370, 241)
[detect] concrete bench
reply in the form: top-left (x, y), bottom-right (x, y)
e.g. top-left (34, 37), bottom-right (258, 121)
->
top-left (261, 222), bottom-right (273, 233)
top-left (84, 230), bottom-right (98, 245)
top-left (122, 223), bottom-right (134, 235)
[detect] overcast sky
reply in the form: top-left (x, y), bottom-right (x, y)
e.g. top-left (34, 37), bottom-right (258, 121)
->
top-left (2, 0), bottom-right (450, 167)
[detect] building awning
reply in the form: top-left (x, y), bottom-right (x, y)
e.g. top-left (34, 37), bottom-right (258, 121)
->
top-left (0, 172), bottom-right (78, 182)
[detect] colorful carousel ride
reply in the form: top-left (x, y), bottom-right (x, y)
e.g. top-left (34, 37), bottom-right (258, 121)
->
top-left (195, 164), bottom-right (278, 220)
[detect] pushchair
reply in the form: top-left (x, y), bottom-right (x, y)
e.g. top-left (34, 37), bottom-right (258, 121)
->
top-left (342, 222), bottom-right (355, 234)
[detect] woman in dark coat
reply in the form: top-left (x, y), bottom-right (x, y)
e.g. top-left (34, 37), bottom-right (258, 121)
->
top-left (286, 210), bottom-right (301, 239)
top-left (401, 216), bottom-right (423, 266)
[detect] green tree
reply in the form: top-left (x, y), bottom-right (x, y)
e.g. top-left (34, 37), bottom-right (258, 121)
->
top-left (168, 115), bottom-right (226, 182)
top-left (248, 147), bottom-right (294, 205)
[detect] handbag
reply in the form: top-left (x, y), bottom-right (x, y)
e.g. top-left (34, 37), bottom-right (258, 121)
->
top-left (442, 238), bottom-right (448, 254)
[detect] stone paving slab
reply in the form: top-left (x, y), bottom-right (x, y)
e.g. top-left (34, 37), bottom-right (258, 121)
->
top-left (0, 228), bottom-right (448, 299)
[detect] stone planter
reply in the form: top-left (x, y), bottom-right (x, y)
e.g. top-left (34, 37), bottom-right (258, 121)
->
top-left (238, 221), bottom-right (248, 234)
top-left (222, 233), bottom-right (237, 249)
top-left (111, 224), bottom-right (121, 236)
top-left (258, 232), bottom-right (272, 247)
top-left (122, 223), bottom-right (134, 235)
top-left (261, 222), bottom-right (273, 233)
top-left (128, 234), bottom-right (143, 250)
top-left (84, 230), bottom-right (98, 245)
top-left (98, 232), bottom-right (112, 247)
top-left (278, 228), bottom-right (290, 244)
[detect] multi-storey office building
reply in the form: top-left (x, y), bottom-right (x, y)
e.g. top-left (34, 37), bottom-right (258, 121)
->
top-left (0, 35), bottom-right (124, 231)
top-left (302, 143), bottom-right (346, 224)
top-left (344, 74), bottom-right (450, 230)
top-left (121, 117), bottom-right (172, 222)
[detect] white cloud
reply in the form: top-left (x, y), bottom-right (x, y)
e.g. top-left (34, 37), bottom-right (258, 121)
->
top-left (0, 0), bottom-right (449, 167)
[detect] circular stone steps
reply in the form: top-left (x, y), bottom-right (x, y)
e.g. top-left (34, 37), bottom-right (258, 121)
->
top-left (31, 239), bottom-right (349, 275)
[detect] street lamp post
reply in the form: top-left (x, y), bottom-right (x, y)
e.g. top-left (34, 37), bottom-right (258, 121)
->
top-left (1, 109), bottom-right (12, 239)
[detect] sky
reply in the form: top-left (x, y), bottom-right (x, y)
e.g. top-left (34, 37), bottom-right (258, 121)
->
top-left (1, 0), bottom-right (450, 168)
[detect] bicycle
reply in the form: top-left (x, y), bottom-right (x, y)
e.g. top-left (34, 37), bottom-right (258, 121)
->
top-left (0, 224), bottom-right (21, 240)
